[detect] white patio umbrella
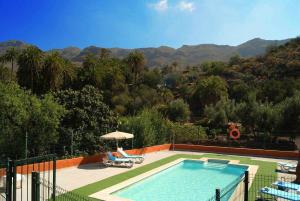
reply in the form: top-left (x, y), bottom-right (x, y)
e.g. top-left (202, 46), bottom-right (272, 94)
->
top-left (100, 130), bottom-right (134, 148)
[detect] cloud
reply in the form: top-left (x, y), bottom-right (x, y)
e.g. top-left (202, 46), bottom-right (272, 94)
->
top-left (177, 1), bottom-right (195, 12)
top-left (149, 0), bottom-right (168, 12)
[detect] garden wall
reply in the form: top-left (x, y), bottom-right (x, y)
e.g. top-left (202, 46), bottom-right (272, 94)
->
top-left (14, 144), bottom-right (172, 173)
top-left (173, 144), bottom-right (299, 159)
top-left (6, 143), bottom-right (299, 175)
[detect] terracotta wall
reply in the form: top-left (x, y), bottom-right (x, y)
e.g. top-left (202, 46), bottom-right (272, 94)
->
top-left (173, 144), bottom-right (300, 159)
top-left (125, 144), bottom-right (171, 155)
top-left (2, 143), bottom-right (298, 175)
top-left (9, 144), bottom-right (171, 174)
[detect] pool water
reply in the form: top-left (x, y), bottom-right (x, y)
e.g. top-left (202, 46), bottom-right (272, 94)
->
top-left (113, 160), bottom-right (247, 201)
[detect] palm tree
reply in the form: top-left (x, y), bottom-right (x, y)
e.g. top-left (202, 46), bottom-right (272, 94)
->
top-left (100, 48), bottom-right (111, 60)
top-left (172, 61), bottom-right (178, 72)
top-left (42, 52), bottom-right (77, 92)
top-left (126, 51), bottom-right (145, 84)
top-left (42, 52), bottom-right (66, 91)
top-left (17, 46), bottom-right (44, 93)
top-left (81, 53), bottom-right (99, 86)
top-left (62, 59), bottom-right (76, 88)
top-left (0, 63), bottom-right (10, 81)
top-left (2, 47), bottom-right (19, 81)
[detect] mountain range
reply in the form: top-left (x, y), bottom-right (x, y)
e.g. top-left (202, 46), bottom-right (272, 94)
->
top-left (0, 38), bottom-right (290, 68)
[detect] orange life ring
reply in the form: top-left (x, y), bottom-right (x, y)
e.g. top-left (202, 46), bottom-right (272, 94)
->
top-left (229, 128), bottom-right (240, 140)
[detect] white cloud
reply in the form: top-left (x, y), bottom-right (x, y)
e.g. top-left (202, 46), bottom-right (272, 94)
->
top-left (177, 1), bottom-right (195, 12)
top-left (150, 0), bottom-right (168, 12)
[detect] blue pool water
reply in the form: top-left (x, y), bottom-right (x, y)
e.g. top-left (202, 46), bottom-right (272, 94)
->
top-left (113, 160), bottom-right (247, 201)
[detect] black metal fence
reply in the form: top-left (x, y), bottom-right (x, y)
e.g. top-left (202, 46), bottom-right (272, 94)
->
top-left (0, 154), bottom-right (96, 201)
top-left (206, 171), bottom-right (246, 201)
top-left (0, 155), bottom-right (56, 201)
top-left (39, 178), bottom-right (93, 201)
top-left (248, 173), bottom-right (296, 201)
top-left (207, 171), bottom-right (297, 201)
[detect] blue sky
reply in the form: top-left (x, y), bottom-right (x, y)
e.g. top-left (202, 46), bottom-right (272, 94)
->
top-left (0, 0), bottom-right (299, 50)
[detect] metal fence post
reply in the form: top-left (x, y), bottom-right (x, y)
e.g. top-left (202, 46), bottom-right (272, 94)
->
top-left (31, 172), bottom-right (40, 201)
top-left (244, 170), bottom-right (249, 201)
top-left (216, 188), bottom-right (221, 201)
top-left (12, 161), bottom-right (16, 201)
top-left (52, 155), bottom-right (56, 200)
top-left (6, 159), bottom-right (12, 201)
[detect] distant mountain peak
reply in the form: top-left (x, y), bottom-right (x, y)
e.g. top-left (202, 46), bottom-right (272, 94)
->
top-left (0, 40), bottom-right (27, 47)
top-left (0, 37), bottom-right (291, 68)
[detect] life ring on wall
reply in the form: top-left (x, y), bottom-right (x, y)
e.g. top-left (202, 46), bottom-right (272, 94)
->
top-left (229, 128), bottom-right (240, 140)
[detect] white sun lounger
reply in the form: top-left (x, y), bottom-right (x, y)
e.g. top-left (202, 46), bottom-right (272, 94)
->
top-left (103, 152), bottom-right (133, 168)
top-left (278, 162), bottom-right (297, 173)
top-left (117, 148), bottom-right (145, 163)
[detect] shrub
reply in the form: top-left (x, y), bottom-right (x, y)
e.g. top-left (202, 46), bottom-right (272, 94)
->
top-left (119, 108), bottom-right (170, 148)
top-left (167, 122), bottom-right (206, 144)
top-left (167, 99), bottom-right (191, 122)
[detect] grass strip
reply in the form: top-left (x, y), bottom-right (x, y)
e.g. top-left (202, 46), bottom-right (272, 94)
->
top-left (70, 153), bottom-right (278, 200)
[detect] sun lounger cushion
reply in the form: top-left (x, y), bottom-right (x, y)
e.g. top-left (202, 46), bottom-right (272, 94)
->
top-left (261, 187), bottom-right (300, 201)
top-left (107, 152), bottom-right (132, 162)
top-left (278, 162), bottom-right (297, 168)
top-left (117, 148), bottom-right (144, 158)
top-left (273, 181), bottom-right (300, 191)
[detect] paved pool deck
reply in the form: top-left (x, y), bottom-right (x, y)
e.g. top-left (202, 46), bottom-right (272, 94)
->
top-left (5, 150), bottom-right (297, 200)
top-left (56, 150), bottom-right (297, 191)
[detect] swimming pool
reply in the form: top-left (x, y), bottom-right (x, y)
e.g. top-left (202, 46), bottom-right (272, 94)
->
top-left (113, 160), bottom-right (248, 201)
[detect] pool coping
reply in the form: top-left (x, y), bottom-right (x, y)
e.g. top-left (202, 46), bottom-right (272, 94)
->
top-left (89, 158), bottom-right (258, 201)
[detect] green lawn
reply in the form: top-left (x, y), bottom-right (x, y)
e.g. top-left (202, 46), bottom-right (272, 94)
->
top-left (71, 153), bottom-right (278, 201)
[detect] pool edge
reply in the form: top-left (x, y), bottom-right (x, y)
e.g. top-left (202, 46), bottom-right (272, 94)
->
top-left (89, 158), bottom-right (258, 201)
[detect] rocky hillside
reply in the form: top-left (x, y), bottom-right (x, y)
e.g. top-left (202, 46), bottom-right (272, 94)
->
top-left (0, 38), bottom-right (290, 68)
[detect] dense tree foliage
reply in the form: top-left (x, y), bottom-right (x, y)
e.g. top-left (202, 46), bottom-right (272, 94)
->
top-left (0, 64), bottom-right (10, 82)
top-left (119, 109), bottom-right (169, 148)
top-left (1, 37), bottom-right (300, 158)
top-left (0, 82), bottom-right (65, 159)
top-left (53, 85), bottom-right (117, 155)
top-left (192, 76), bottom-right (228, 114)
top-left (17, 46), bottom-right (44, 93)
top-left (0, 47), bottom-right (19, 81)
top-left (166, 99), bottom-right (191, 122)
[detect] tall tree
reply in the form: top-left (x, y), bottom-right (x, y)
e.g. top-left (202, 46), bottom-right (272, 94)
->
top-left (61, 59), bottom-right (76, 88)
top-left (0, 64), bottom-right (10, 82)
top-left (42, 52), bottom-right (65, 92)
top-left (0, 82), bottom-right (65, 159)
top-left (192, 76), bottom-right (228, 113)
top-left (100, 48), bottom-right (111, 60)
top-left (125, 51), bottom-right (145, 84)
top-left (2, 47), bottom-right (19, 81)
top-left (53, 86), bottom-right (117, 155)
top-left (42, 52), bottom-right (76, 92)
top-left (167, 99), bottom-right (191, 122)
top-left (78, 53), bottom-right (99, 87)
top-left (17, 46), bottom-right (44, 94)
top-left (171, 61), bottom-right (178, 72)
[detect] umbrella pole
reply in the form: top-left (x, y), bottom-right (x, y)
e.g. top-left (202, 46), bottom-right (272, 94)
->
top-left (116, 140), bottom-right (119, 149)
